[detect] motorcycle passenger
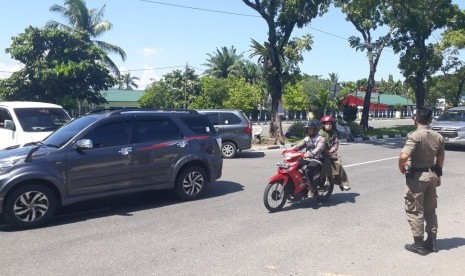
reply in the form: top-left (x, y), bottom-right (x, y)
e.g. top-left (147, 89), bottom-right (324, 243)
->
top-left (319, 115), bottom-right (351, 191)
top-left (292, 120), bottom-right (326, 197)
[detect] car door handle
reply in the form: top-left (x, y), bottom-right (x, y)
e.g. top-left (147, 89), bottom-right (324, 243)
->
top-left (118, 147), bottom-right (133, 155)
top-left (177, 140), bottom-right (188, 148)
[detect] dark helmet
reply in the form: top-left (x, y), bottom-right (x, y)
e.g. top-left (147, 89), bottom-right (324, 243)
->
top-left (305, 120), bottom-right (319, 129)
top-left (320, 115), bottom-right (333, 124)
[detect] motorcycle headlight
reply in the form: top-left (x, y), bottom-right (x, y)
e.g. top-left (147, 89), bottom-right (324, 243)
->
top-left (0, 159), bottom-right (20, 174)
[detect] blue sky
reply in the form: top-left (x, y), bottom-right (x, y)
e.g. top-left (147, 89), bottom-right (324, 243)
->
top-left (1, 0), bottom-right (463, 89)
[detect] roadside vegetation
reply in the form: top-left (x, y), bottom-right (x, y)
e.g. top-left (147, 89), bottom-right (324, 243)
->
top-left (1, 0), bottom-right (464, 137)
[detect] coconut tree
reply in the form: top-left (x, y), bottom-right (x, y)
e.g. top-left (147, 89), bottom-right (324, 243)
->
top-left (203, 46), bottom-right (243, 78)
top-left (118, 73), bottom-right (140, 90)
top-left (46, 0), bottom-right (126, 76)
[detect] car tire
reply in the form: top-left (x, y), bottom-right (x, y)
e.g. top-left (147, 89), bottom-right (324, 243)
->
top-left (175, 166), bottom-right (208, 200)
top-left (4, 184), bottom-right (57, 228)
top-left (221, 141), bottom-right (237, 158)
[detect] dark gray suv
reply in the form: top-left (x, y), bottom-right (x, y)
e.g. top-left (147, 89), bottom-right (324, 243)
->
top-left (0, 110), bottom-right (223, 228)
top-left (197, 109), bottom-right (252, 158)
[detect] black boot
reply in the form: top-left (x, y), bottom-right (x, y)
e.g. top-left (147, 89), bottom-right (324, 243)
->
top-left (405, 237), bottom-right (429, 255)
top-left (425, 233), bottom-right (438, 252)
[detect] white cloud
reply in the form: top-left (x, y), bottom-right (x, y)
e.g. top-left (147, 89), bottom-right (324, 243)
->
top-left (142, 48), bottom-right (162, 58)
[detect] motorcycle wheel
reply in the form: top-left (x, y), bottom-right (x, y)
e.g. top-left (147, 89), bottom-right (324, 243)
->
top-left (263, 181), bottom-right (289, 212)
top-left (315, 181), bottom-right (334, 202)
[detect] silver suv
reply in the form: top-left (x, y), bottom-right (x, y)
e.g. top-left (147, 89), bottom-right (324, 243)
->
top-left (197, 109), bottom-right (252, 158)
top-left (0, 110), bottom-right (223, 228)
top-left (431, 106), bottom-right (465, 146)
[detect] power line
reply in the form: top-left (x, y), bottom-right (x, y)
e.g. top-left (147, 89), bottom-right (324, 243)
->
top-left (139, 0), bottom-right (258, 17)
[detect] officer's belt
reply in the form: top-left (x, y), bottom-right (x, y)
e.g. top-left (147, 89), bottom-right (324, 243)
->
top-left (410, 167), bottom-right (430, 173)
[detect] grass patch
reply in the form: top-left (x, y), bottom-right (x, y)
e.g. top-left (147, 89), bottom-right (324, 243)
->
top-left (363, 125), bottom-right (415, 137)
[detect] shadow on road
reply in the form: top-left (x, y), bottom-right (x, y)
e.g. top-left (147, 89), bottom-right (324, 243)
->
top-left (437, 237), bottom-right (465, 251)
top-left (280, 192), bottom-right (360, 212)
top-left (358, 139), bottom-right (405, 149)
top-left (0, 180), bottom-right (243, 231)
top-left (236, 151), bottom-right (265, 158)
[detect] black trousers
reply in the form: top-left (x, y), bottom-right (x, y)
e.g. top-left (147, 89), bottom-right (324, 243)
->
top-left (299, 158), bottom-right (323, 190)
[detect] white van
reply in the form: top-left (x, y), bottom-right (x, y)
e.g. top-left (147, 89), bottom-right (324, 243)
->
top-left (0, 101), bottom-right (71, 150)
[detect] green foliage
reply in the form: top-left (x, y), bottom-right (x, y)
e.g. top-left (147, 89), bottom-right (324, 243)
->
top-left (139, 68), bottom-right (201, 109)
top-left (283, 81), bottom-right (308, 111)
top-left (190, 76), bottom-right (262, 111)
top-left (287, 121), bottom-right (307, 138)
top-left (388, 0), bottom-right (457, 107)
top-left (347, 121), bottom-right (363, 137)
top-left (0, 27), bottom-right (114, 105)
top-left (203, 46), bottom-right (243, 78)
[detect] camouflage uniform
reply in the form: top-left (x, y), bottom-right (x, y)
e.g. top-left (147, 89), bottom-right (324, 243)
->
top-left (401, 125), bottom-right (445, 238)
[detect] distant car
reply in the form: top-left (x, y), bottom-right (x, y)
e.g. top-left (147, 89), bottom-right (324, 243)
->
top-left (0, 109), bottom-right (223, 228)
top-left (197, 109), bottom-right (252, 158)
top-left (431, 106), bottom-right (465, 146)
top-left (0, 101), bottom-right (71, 150)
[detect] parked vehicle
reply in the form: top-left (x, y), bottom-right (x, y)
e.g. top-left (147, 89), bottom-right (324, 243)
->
top-left (0, 101), bottom-right (71, 150)
top-left (431, 106), bottom-right (465, 146)
top-left (263, 149), bottom-right (334, 212)
top-left (197, 109), bottom-right (252, 158)
top-left (0, 109), bottom-right (223, 228)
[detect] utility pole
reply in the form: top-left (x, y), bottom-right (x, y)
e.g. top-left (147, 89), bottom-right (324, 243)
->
top-left (184, 63), bottom-right (188, 109)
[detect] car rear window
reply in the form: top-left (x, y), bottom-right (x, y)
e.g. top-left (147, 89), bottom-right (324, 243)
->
top-left (181, 115), bottom-right (216, 134)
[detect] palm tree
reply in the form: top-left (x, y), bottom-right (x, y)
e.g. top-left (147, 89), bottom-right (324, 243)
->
top-left (203, 46), bottom-right (243, 78)
top-left (46, 0), bottom-right (126, 76)
top-left (117, 73), bottom-right (140, 90)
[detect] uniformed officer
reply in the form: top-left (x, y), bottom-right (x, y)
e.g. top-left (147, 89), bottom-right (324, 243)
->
top-left (398, 107), bottom-right (445, 255)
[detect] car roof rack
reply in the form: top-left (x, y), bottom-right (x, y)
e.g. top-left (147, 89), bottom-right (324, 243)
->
top-left (103, 108), bottom-right (199, 116)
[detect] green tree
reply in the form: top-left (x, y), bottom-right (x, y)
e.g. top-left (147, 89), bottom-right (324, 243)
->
top-left (203, 46), bottom-right (243, 78)
top-left (46, 0), bottom-right (126, 76)
top-left (139, 67), bottom-right (200, 109)
top-left (0, 27), bottom-right (114, 106)
top-left (335, 0), bottom-right (393, 130)
top-left (190, 76), bottom-right (230, 109)
top-left (139, 80), bottom-right (172, 108)
top-left (243, 0), bottom-right (330, 144)
top-left (283, 80), bottom-right (308, 111)
top-left (223, 77), bottom-right (262, 112)
top-left (117, 73), bottom-right (140, 90)
top-left (387, 0), bottom-right (458, 108)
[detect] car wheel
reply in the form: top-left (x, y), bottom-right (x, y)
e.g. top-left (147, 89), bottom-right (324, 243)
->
top-left (175, 166), bottom-right (208, 200)
top-left (4, 184), bottom-right (57, 228)
top-left (221, 141), bottom-right (237, 158)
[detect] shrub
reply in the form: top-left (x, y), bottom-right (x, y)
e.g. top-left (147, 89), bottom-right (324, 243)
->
top-left (342, 104), bottom-right (358, 122)
top-left (287, 121), bottom-right (306, 138)
top-left (347, 121), bottom-right (363, 137)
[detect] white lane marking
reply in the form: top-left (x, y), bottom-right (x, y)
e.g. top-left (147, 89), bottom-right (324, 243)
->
top-left (344, 156), bottom-right (398, 168)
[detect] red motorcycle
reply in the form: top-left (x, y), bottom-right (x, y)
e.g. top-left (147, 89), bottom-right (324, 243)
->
top-left (263, 149), bottom-right (334, 212)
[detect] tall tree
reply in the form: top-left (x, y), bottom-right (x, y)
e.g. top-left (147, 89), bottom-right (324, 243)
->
top-left (386, 0), bottom-right (457, 108)
top-left (117, 73), bottom-right (140, 90)
top-left (203, 46), bottom-right (243, 78)
top-left (243, 0), bottom-right (330, 144)
top-left (0, 27), bottom-right (114, 105)
top-left (335, 0), bottom-right (393, 130)
top-left (46, 0), bottom-right (126, 76)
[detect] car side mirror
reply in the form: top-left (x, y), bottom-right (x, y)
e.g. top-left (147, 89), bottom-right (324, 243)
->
top-left (4, 119), bottom-right (15, 131)
top-left (75, 139), bottom-right (93, 150)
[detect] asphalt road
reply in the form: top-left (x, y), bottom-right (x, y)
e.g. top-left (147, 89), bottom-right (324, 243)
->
top-left (1, 140), bottom-right (464, 276)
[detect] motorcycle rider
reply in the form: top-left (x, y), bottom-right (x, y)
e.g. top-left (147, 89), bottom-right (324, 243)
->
top-left (292, 120), bottom-right (326, 197)
top-left (319, 115), bottom-right (351, 191)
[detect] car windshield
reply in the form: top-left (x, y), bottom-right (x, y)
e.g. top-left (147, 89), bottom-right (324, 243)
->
top-left (436, 110), bottom-right (465, 122)
top-left (14, 107), bottom-right (71, 132)
top-left (42, 116), bottom-right (98, 148)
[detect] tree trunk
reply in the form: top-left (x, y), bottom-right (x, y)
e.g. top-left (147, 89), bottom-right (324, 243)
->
top-left (359, 70), bottom-right (376, 131)
top-left (269, 97), bottom-right (284, 145)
